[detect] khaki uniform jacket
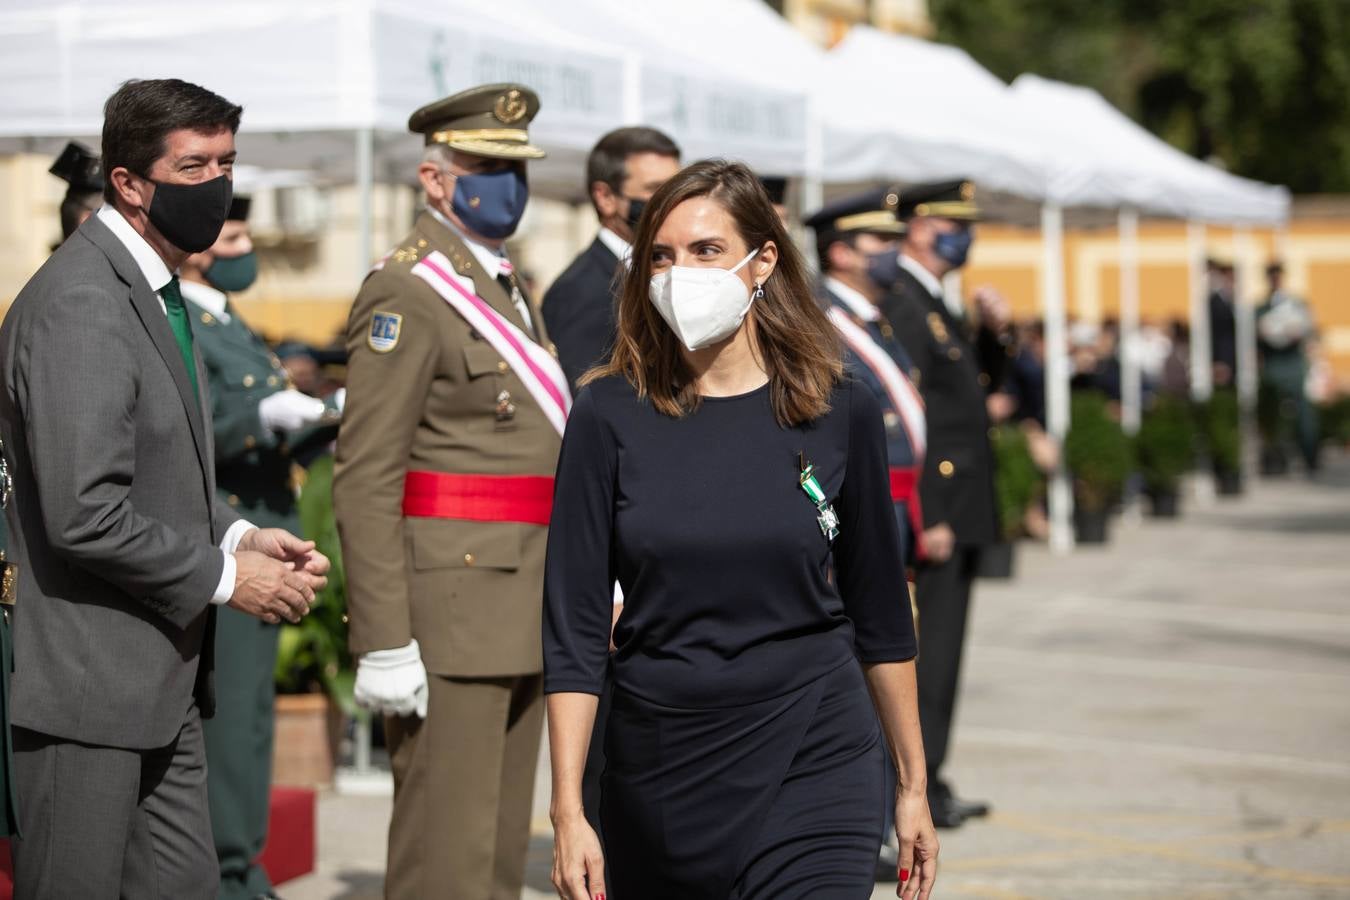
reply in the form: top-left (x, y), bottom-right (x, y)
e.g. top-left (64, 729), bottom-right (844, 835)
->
top-left (334, 212), bottom-right (561, 677)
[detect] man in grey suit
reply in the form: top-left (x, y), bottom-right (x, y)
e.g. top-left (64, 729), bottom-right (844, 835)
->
top-left (0, 78), bottom-right (328, 900)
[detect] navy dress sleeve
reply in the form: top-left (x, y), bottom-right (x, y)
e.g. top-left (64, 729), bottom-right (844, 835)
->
top-left (833, 382), bottom-right (918, 663)
top-left (542, 385), bottom-right (618, 695)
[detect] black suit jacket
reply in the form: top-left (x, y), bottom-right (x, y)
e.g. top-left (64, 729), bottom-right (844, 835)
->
top-left (541, 237), bottom-right (622, 388)
top-left (883, 268), bottom-right (998, 547)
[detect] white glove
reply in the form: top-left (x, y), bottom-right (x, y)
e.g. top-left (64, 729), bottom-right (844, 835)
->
top-left (258, 390), bottom-right (327, 433)
top-left (332, 388), bottom-right (347, 412)
top-left (353, 639), bottom-right (429, 718)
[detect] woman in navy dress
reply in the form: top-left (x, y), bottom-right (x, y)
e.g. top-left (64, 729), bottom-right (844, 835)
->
top-left (543, 160), bottom-right (939, 900)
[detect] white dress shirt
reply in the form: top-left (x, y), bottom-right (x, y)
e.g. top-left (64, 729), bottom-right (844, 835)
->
top-left (178, 277), bottom-right (231, 323)
top-left (96, 206), bottom-right (254, 606)
top-left (597, 226), bottom-right (633, 267)
top-left (823, 276), bottom-right (880, 322)
top-left (428, 206), bottom-right (535, 331)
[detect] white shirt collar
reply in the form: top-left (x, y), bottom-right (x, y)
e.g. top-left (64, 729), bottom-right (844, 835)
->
top-left (596, 227), bottom-right (632, 266)
top-left (428, 205), bottom-right (508, 279)
top-left (178, 278), bottom-right (230, 321)
top-left (898, 253), bottom-right (944, 300)
top-left (96, 205), bottom-right (174, 293)
top-left (823, 276), bottom-right (879, 322)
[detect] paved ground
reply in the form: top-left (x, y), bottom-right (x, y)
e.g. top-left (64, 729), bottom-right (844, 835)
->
top-left (286, 452), bottom-right (1350, 899)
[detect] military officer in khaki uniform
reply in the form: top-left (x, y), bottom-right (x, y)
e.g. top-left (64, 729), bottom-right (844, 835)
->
top-left (333, 83), bottom-right (567, 900)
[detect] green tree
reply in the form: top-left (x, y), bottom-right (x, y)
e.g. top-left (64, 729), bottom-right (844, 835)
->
top-left (929, 0), bottom-right (1350, 192)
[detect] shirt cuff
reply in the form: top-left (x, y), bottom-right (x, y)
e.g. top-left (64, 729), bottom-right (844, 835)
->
top-left (211, 520), bottom-right (258, 606)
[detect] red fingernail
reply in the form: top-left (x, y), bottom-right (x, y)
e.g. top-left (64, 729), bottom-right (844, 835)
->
top-left (899, 867), bottom-right (910, 882)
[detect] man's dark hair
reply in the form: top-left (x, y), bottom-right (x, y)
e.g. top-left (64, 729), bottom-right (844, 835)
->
top-left (584, 126), bottom-right (680, 212)
top-left (815, 229), bottom-right (857, 273)
top-left (102, 78), bottom-right (243, 202)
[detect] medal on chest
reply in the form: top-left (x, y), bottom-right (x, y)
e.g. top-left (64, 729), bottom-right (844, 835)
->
top-left (798, 453), bottom-right (840, 543)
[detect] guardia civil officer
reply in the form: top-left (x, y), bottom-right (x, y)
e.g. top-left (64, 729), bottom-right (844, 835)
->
top-left (333, 83), bottom-right (569, 900)
top-left (808, 187), bottom-right (928, 879)
top-left (178, 195), bottom-right (338, 900)
top-left (49, 141), bottom-right (105, 243)
top-left (1257, 261), bottom-right (1319, 473)
top-left (884, 180), bottom-right (999, 829)
top-left (542, 126), bottom-right (681, 389)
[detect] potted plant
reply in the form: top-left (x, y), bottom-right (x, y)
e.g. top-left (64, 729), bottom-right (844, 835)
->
top-left (273, 454), bottom-right (354, 788)
top-left (1136, 394), bottom-right (1195, 517)
top-left (1201, 387), bottom-right (1243, 496)
top-left (1064, 391), bottom-right (1132, 544)
top-left (979, 423), bottom-right (1041, 578)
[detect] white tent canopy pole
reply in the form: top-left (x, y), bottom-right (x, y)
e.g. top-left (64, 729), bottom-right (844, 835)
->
top-left (1187, 222), bottom-right (1213, 402)
top-left (1118, 208), bottom-right (1142, 435)
top-left (1041, 203), bottom-right (1073, 552)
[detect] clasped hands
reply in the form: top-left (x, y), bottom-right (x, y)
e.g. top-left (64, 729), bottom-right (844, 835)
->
top-left (228, 527), bottom-right (330, 625)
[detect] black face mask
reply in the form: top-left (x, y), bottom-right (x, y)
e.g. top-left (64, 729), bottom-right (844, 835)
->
top-left (624, 196), bottom-right (647, 231)
top-left (146, 174), bottom-right (233, 253)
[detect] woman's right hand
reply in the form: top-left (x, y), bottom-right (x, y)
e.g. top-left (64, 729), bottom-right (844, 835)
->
top-left (551, 811), bottom-right (607, 900)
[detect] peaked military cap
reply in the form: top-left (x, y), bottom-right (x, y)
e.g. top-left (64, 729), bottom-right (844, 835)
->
top-left (408, 83), bottom-right (546, 160)
top-left (896, 179), bottom-right (981, 221)
top-left (49, 141), bottom-right (104, 194)
top-left (804, 185), bottom-right (906, 236)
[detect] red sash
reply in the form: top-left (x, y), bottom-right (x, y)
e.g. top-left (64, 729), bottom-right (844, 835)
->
top-left (889, 466), bottom-right (927, 562)
top-left (402, 471), bottom-right (554, 526)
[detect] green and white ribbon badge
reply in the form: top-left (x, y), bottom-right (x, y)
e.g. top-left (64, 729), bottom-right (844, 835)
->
top-left (799, 462), bottom-right (840, 542)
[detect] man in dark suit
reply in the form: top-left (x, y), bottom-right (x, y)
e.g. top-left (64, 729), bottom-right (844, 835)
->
top-left (884, 180), bottom-right (1005, 829)
top-left (541, 126), bottom-right (680, 387)
top-left (0, 78), bottom-right (327, 899)
top-left (1207, 258), bottom-right (1238, 388)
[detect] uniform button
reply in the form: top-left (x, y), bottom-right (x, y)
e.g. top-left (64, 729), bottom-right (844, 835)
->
top-left (939, 460), bottom-right (955, 477)
top-left (496, 360), bottom-right (509, 374)
top-left (978, 372), bottom-right (990, 387)
top-left (243, 374), bottom-right (256, 388)
top-left (244, 435), bottom-right (257, 449)
top-left (268, 375), bottom-right (280, 387)
top-left (549, 345), bottom-right (560, 359)
top-left (417, 239), bottom-right (428, 248)
top-left (200, 313), bottom-right (214, 325)
top-left (463, 553), bottom-right (475, 566)
top-left (227, 494), bottom-right (240, 507)
top-left (948, 347), bottom-right (962, 361)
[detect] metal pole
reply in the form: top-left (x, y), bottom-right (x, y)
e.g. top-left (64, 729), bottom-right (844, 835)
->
top-left (1041, 203), bottom-right (1073, 553)
top-left (1118, 208), bottom-right (1142, 435)
top-left (356, 127), bottom-right (375, 278)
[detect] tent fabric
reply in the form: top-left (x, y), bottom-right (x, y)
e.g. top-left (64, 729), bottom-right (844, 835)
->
top-left (1009, 75), bottom-right (1289, 224)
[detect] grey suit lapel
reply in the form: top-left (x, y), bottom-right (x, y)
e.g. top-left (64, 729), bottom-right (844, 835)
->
top-left (82, 217), bottom-right (213, 483)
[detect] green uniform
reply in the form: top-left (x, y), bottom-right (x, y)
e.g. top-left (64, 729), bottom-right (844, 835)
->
top-left (1256, 290), bottom-right (1319, 471)
top-left (183, 284), bottom-right (336, 899)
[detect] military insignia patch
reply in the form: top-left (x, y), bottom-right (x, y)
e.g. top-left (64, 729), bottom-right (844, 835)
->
top-left (494, 89), bottom-right (527, 124)
top-left (368, 311), bottom-right (403, 353)
top-left (926, 311), bottom-right (949, 343)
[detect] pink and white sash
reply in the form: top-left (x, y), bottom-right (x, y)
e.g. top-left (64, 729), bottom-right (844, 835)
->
top-left (412, 251), bottom-right (572, 437)
top-left (827, 306), bottom-right (926, 461)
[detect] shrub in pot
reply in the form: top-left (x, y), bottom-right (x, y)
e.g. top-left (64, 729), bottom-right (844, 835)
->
top-left (1136, 394), bottom-right (1194, 517)
top-left (1200, 387), bottom-right (1243, 495)
top-left (1064, 391), bottom-right (1132, 544)
top-left (273, 455), bottom-right (353, 787)
top-left (980, 423), bottom-right (1042, 578)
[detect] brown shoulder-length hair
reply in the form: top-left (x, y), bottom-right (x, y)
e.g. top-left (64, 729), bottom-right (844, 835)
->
top-left (582, 159), bottom-right (842, 426)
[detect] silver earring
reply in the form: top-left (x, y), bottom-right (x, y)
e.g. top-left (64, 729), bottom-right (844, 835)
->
top-left (752, 282), bottom-right (765, 300)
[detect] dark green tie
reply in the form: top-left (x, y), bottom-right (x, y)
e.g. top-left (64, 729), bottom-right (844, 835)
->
top-left (160, 276), bottom-right (200, 401)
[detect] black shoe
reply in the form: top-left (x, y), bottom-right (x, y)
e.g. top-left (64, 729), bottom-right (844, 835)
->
top-left (950, 795), bottom-right (991, 819)
top-left (928, 794), bottom-right (967, 828)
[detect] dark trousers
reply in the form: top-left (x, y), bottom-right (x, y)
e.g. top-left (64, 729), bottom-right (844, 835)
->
top-left (915, 545), bottom-right (979, 784)
top-left (12, 706), bottom-right (216, 900)
top-left (203, 608), bottom-right (279, 900)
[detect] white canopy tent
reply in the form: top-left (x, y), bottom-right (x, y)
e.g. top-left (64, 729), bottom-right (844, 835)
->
top-left (0, 0), bottom-right (817, 268)
top-left (817, 28), bottom-right (1290, 550)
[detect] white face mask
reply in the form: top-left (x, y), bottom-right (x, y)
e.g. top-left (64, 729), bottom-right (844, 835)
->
top-left (648, 248), bottom-right (762, 352)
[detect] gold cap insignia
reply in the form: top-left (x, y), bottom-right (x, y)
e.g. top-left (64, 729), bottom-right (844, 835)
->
top-left (927, 311), bottom-right (949, 343)
top-left (961, 182), bottom-right (975, 201)
top-left (494, 89), bottom-right (527, 124)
